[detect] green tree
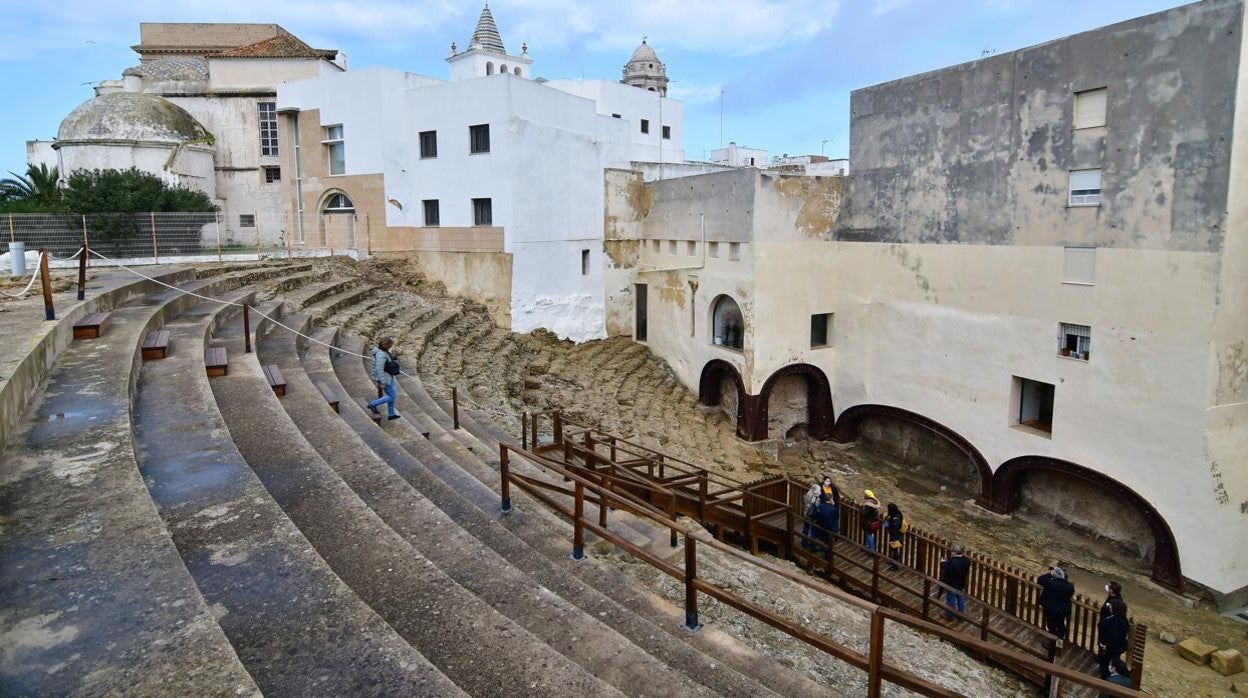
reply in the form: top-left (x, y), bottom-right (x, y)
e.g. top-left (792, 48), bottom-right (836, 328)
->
top-left (61, 168), bottom-right (216, 214)
top-left (0, 164), bottom-right (62, 210)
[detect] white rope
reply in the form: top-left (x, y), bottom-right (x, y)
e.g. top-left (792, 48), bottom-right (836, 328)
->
top-left (0, 252), bottom-right (45, 298)
top-left (47, 247), bottom-right (85, 261)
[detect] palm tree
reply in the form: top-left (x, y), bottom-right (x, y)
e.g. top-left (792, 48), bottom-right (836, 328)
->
top-left (0, 163), bottom-right (61, 208)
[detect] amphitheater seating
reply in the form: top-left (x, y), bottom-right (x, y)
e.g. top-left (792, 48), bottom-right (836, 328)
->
top-left (72, 311), bottom-right (111, 339)
top-left (315, 380), bottom-right (340, 412)
top-left (204, 346), bottom-right (227, 377)
top-left (261, 363), bottom-right (286, 396)
top-left (140, 329), bottom-right (170, 360)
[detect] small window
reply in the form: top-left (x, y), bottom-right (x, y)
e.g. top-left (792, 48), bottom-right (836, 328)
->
top-left (662, 125), bottom-right (671, 140)
top-left (486, 62), bottom-right (494, 75)
top-left (1015, 377), bottom-right (1054, 435)
top-left (469, 124), bottom-right (491, 154)
top-left (500, 64), bottom-right (509, 73)
top-left (258, 102), bottom-right (278, 156)
top-left (635, 283), bottom-right (648, 341)
top-left (324, 124), bottom-right (345, 175)
top-left (420, 130), bottom-right (438, 159)
top-left (323, 192), bottom-right (354, 212)
top-left (640, 119), bottom-right (650, 134)
top-left (513, 67), bottom-right (521, 76)
top-left (1073, 88), bottom-right (1107, 129)
top-left (423, 199), bottom-right (440, 227)
top-left (686, 240), bottom-right (696, 256)
top-left (612, 113), bottom-right (622, 119)
top-left (581, 249), bottom-right (590, 275)
top-left (712, 296), bottom-right (744, 351)
top-left (239, 214), bottom-right (255, 228)
top-left (1058, 323), bottom-right (1091, 360)
top-left (651, 239), bottom-right (660, 253)
top-left (1062, 246), bottom-right (1096, 284)
top-left (811, 313), bottom-right (832, 348)
top-left (728, 242), bottom-right (741, 261)
top-left (472, 197), bottom-right (493, 226)
top-left (1069, 169), bottom-right (1101, 206)
top-left (667, 240), bottom-right (676, 254)
top-left (262, 166), bottom-right (281, 183)
top-left (708, 241), bottom-right (720, 258)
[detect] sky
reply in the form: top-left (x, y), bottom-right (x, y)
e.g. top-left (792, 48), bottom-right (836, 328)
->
top-left (1, 0), bottom-right (1189, 174)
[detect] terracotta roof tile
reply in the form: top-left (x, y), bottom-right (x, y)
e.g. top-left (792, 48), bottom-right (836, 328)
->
top-left (214, 33), bottom-right (336, 59)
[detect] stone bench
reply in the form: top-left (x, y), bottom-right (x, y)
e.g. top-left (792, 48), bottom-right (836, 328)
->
top-left (205, 346), bottom-right (228, 377)
top-left (262, 364), bottom-right (286, 397)
top-left (315, 381), bottom-right (340, 413)
top-left (73, 312), bottom-right (112, 340)
top-left (141, 330), bottom-right (171, 361)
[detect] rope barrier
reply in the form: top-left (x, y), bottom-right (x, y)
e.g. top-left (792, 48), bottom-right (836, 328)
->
top-left (85, 248), bottom-right (524, 423)
top-left (0, 252), bottom-right (45, 298)
top-left (46, 247), bottom-right (85, 261)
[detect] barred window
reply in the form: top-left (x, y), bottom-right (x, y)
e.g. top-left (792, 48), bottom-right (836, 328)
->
top-left (259, 102), bottom-right (278, 156)
top-left (420, 130), bottom-right (437, 159)
top-left (469, 124), bottom-right (490, 154)
top-left (1058, 323), bottom-right (1092, 360)
top-left (423, 199), bottom-right (440, 227)
top-left (472, 197), bottom-right (492, 226)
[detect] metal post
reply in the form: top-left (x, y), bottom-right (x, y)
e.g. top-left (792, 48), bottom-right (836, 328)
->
top-left (451, 387), bottom-right (459, 429)
top-left (521, 412), bottom-right (528, 450)
top-left (76, 241), bottom-right (87, 301)
top-left (683, 536), bottom-right (700, 631)
top-left (499, 445), bottom-right (512, 512)
top-left (215, 212), bottom-right (223, 264)
top-left (243, 305), bottom-right (252, 353)
top-left (39, 251), bottom-right (54, 321)
top-left (572, 481), bottom-right (585, 561)
top-left (867, 612), bottom-right (885, 698)
top-left (149, 211), bottom-right (159, 264)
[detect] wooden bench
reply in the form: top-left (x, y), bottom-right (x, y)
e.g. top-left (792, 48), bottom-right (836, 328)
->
top-left (141, 330), bottom-right (171, 361)
top-left (357, 398), bottom-right (382, 425)
top-left (262, 364), bottom-right (286, 397)
top-left (73, 312), bottom-right (112, 340)
top-left (315, 381), bottom-right (340, 413)
top-left (205, 347), bottom-right (228, 377)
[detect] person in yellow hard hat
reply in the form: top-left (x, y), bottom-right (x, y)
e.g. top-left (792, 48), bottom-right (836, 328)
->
top-left (860, 489), bottom-right (882, 552)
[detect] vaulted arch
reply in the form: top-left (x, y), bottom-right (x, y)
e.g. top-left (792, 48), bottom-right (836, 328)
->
top-left (757, 363), bottom-right (834, 441)
top-left (833, 404), bottom-right (992, 503)
top-left (698, 359), bottom-right (750, 439)
top-left (990, 456), bottom-right (1183, 590)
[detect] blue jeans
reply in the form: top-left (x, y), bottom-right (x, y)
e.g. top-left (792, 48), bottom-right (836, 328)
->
top-left (865, 533), bottom-right (876, 552)
top-left (369, 381), bottom-right (398, 416)
top-left (944, 591), bottom-right (966, 618)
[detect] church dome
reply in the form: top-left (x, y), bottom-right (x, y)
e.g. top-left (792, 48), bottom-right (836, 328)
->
top-left (622, 39), bottom-right (669, 96)
top-left (629, 40), bottom-right (658, 63)
top-left (57, 91), bottom-right (209, 144)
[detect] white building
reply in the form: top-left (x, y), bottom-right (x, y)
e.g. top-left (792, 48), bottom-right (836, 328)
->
top-left (275, 5), bottom-right (684, 341)
top-left (710, 142), bottom-right (768, 168)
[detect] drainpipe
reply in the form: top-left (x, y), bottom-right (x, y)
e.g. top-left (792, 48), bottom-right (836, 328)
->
top-left (688, 277), bottom-right (698, 337)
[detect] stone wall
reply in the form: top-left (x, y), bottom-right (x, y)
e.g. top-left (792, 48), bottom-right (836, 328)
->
top-left (856, 415), bottom-right (981, 494)
top-left (1017, 469), bottom-right (1154, 561)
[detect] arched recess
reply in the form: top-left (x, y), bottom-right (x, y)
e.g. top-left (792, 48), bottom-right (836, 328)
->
top-left (990, 456), bottom-right (1183, 590)
top-left (698, 359), bottom-right (750, 439)
top-left (757, 363), bottom-right (834, 441)
top-left (710, 294), bottom-right (744, 350)
top-left (833, 404), bottom-right (992, 503)
top-left (486, 62), bottom-right (495, 75)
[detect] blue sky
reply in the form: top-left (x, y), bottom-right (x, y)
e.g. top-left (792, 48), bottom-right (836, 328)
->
top-left (1, 0), bottom-right (1187, 174)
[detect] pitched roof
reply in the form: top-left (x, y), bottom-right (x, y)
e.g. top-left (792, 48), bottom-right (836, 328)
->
top-left (469, 4), bottom-right (506, 54)
top-left (213, 32), bottom-right (337, 59)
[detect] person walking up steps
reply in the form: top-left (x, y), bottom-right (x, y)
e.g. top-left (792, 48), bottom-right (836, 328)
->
top-left (801, 480), bottom-right (821, 550)
top-left (368, 336), bottom-right (402, 421)
top-left (938, 545), bottom-right (971, 620)
top-left (861, 490), bottom-right (882, 552)
top-left (884, 502), bottom-right (907, 571)
top-left (1037, 564), bottom-right (1075, 641)
top-left (1097, 581), bottom-right (1130, 679)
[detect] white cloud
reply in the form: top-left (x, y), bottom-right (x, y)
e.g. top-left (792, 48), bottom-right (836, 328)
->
top-left (668, 83), bottom-right (723, 105)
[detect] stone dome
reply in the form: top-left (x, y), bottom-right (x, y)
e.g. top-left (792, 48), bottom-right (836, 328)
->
top-left (57, 91), bottom-right (209, 144)
top-left (622, 39), bottom-right (669, 96)
top-left (629, 40), bottom-right (659, 63)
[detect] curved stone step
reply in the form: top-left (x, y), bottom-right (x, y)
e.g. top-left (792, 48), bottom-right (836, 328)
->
top-left (133, 289), bottom-right (460, 696)
top-left (323, 333), bottom-right (828, 697)
top-left (0, 270), bottom-right (267, 696)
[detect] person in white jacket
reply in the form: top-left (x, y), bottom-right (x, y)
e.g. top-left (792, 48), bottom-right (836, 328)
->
top-left (367, 336), bottom-right (401, 420)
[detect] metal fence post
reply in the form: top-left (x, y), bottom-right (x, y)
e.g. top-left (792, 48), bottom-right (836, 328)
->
top-left (683, 536), bottom-right (701, 631)
top-left (499, 444), bottom-right (512, 512)
top-left (149, 212), bottom-right (159, 264)
top-left (39, 251), bottom-right (54, 321)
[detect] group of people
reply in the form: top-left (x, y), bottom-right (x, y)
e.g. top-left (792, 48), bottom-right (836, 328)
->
top-left (799, 476), bottom-right (1134, 687)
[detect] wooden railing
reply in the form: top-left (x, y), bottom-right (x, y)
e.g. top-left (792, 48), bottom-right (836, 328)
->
top-left (498, 441), bottom-right (1142, 697)
top-left (525, 412), bottom-right (1147, 689)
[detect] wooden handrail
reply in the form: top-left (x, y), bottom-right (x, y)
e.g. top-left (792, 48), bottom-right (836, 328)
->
top-left (500, 443), bottom-right (1141, 697)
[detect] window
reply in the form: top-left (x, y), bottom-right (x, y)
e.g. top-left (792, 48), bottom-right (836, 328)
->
top-left (323, 124), bottom-right (345, 175)
top-left (651, 239), bottom-right (660, 253)
top-left (728, 242), bottom-right (741, 261)
top-left (612, 113), bottom-right (622, 119)
top-left (708, 241), bottom-right (720, 258)
top-left (423, 199), bottom-right (440, 227)
top-left (1062, 246), bottom-right (1096, 284)
top-left (686, 240), bottom-right (696, 256)
top-left (1058, 323), bottom-right (1091, 360)
top-left (1069, 169), bottom-right (1101, 206)
top-left (420, 130), bottom-right (438, 159)
top-left (712, 296), bottom-right (744, 350)
top-left (239, 214), bottom-right (255, 228)
top-left (258, 102), bottom-right (278, 156)
top-left (640, 119), bottom-right (650, 134)
top-left (470, 124), bottom-right (490, 154)
top-left (581, 249), bottom-right (590, 275)
top-left (1014, 377), bottom-right (1054, 435)
top-left (1073, 88), bottom-right (1107, 129)
top-left (635, 283), bottom-right (648, 341)
top-left (811, 313), bottom-right (832, 348)
top-left (472, 198), bottom-right (492, 226)
top-left (323, 192), bottom-right (354, 213)
top-left (262, 166), bottom-right (281, 183)
top-left (662, 125), bottom-right (671, 139)
top-left (486, 62), bottom-right (494, 75)
top-left (500, 64), bottom-right (509, 74)
top-left (513, 67), bottom-right (521, 76)
top-left (667, 240), bottom-right (677, 254)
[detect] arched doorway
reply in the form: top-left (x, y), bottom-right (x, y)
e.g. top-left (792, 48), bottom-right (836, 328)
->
top-left (698, 359), bottom-right (750, 439)
top-left (833, 404), bottom-right (992, 502)
top-left (757, 364), bottom-right (834, 441)
top-left (710, 295), bottom-right (744, 350)
top-left (990, 456), bottom-right (1182, 589)
top-left (319, 190), bottom-right (357, 249)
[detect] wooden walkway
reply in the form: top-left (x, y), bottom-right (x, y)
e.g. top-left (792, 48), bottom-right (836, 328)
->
top-left (527, 415), bottom-right (1144, 696)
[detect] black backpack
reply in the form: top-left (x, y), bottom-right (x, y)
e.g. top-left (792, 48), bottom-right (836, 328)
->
top-left (383, 351), bottom-right (401, 376)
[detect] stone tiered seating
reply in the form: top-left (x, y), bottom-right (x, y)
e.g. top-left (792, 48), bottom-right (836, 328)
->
top-left (71, 311), bottom-right (111, 339)
top-left (261, 363), bottom-right (286, 396)
top-left (141, 329), bottom-right (170, 360)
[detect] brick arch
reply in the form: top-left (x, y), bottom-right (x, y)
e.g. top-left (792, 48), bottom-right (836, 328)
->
top-left (833, 404), bottom-right (992, 503)
top-left (756, 363), bottom-right (834, 441)
top-left (697, 359), bottom-right (751, 439)
top-left (990, 456), bottom-right (1183, 590)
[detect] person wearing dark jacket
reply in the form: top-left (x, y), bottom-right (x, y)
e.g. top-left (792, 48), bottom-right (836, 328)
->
top-left (1097, 581), bottom-right (1129, 679)
top-left (1037, 565), bottom-right (1076, 639)
top-left (938, 545), bottom-right (971, 619)
top-left (861, 490), bottom-right (882, 551)
top-left (1099, 658), bottom-right (1133, 696)
top-left (813, 492), bottom-right (839, 550)
top-left (884, 502), bottom-right (905, 571)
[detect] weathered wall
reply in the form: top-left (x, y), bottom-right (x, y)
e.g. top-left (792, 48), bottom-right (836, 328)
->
top-left (856, 415), bottom-right (981, 493)
top-left (841, 0), bottom-right (1242, 254)
top-left (1017, 469), bottom-right (1154, 560)
top-left (398, 250), bottom-right (513, 328)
